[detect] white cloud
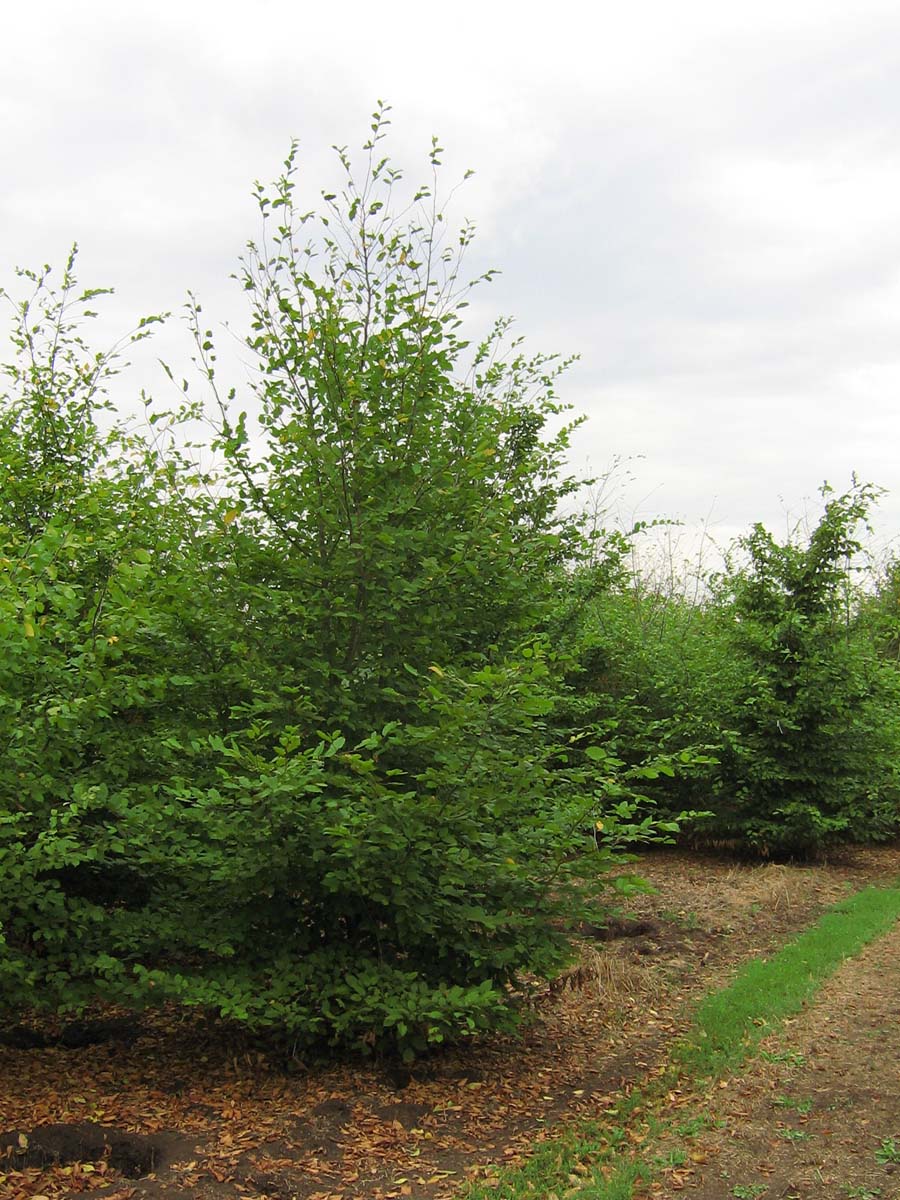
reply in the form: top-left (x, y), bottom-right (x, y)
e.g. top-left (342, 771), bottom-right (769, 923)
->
top-left (4, 0), bottom-right (900, 557)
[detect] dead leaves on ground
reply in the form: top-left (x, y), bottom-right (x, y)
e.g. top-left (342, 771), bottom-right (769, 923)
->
top-left (4, 846), bottom-right (900, 1200)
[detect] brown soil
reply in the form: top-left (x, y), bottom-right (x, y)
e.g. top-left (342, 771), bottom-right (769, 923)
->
top-left (1, 845), bottom-right (898, 1200)
top-left (650, 920), bottom-right (900, 1200)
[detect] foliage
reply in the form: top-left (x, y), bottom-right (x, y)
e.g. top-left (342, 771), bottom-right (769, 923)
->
top-left (556, 566), bottom-right (726, 814)
top-left (0, 253), bottom-right (225, 1014)
top-left (546, 514), bottom-right (729, 831)
top-left (859, 553), bottom-right (900, 662)
top-left (559, 490), bottom-right (900, 858)
top-left (874, 1138), bottom-right (900, 1165)
top-left (708, 483), bottom-right (900, 856)
top-left (7, 112), bottom-right (896, 1061)
top-left (0, 111), bottom-right (687, 1057)
top-left (185, 108), bottom-right (587, 737)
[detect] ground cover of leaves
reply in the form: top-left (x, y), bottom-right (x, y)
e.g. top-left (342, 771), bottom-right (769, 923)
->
top-left (2, 846), bottom-right (898, 1200)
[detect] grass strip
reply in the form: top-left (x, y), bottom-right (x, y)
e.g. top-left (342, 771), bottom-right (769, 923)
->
top-left (458, 880), bottom-right (900, 1200)
top-left (674, 881), bottom-right (900, 1078)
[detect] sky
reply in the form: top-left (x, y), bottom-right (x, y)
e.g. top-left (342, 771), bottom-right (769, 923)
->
top-left (4, 0), bottom-right (900, 574)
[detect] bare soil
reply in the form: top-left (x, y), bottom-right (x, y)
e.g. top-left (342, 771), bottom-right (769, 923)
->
top-left (1, 845), bottom-right (898, 1200)
top-left (650, 920), bottom-right (900, 1200)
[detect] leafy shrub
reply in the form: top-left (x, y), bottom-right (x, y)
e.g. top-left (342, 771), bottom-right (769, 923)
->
top-left (559, 490), bottom-right (900, 859)
top-left (860, 552), bottom-right (900, 662)
top-left (707, 483), bottom-right (900, 856)
top-left (0, 113), bottom-right (685, 1056)
top-left (553, 550), bottom-right (726, 820)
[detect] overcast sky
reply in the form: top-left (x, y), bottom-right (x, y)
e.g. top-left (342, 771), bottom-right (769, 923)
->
top-left (4, 0), bottom-right (900, 570)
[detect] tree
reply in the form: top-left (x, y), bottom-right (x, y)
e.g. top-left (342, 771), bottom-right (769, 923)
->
top-left (0, 110), bottom-right (682, 1058)
top-left (184, 104), bottom-right (587, 736)
top-left (709, 482), bottom-right (900, 856)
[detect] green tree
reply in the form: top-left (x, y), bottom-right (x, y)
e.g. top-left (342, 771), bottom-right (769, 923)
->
top-left (185, 107), bottom-right (586, 736)
top-left (0, 112), bottom-right (685, 1057)
top-left (709, 483), bottom-right (900, 856)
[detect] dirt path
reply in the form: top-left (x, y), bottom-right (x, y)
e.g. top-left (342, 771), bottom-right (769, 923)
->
top-left (1, 847), bottom-right (898, 1200)
top-left (651, 919), bottom-right (900, 1200)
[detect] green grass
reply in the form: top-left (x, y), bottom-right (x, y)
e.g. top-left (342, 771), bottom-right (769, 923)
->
top-left (455, 881), bottom-right (900, 1199)
top-left (462, 1161), bottom-right (649, 1200)
top-left (772, 1095), bottom-right (813, 1113)
top-left (760, 1049), bottom-right (806, 1066)
top-left (777, 1127), bottom-right (810, 1142)
top-left (673, 884), bottom-right (900, 1078)
top-left (458, 1121), bottom-right (651, 1200)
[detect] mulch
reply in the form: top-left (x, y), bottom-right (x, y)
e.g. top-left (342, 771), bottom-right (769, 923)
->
top-left (2, 846), bottom-right (898, 1200)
